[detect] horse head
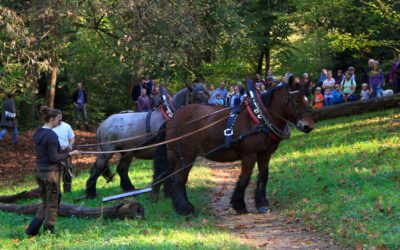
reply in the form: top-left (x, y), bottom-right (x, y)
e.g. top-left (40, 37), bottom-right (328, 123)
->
top-left (282, 74), bottom-right (315, 133)
top-left (189, 79), bottom-right (210, 104)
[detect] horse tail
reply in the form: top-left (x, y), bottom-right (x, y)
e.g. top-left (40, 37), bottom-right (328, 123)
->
top-left (152, 121), bottom-right (172, 197)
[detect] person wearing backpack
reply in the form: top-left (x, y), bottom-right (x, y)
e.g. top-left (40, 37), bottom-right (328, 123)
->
top-left (340, 70), bottom-right (357, 101)
top-left (0, 93), bottom-right (18, 144)
top-left (389, 54), bottom-right (400, 94)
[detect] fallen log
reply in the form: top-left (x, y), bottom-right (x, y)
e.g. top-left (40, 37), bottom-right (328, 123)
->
top-left (0, 188), bottom-right (41, 203)
top-left (0, 201), bottom-right (144, 220)
top-left (312, 93), bottom-right (400, 122)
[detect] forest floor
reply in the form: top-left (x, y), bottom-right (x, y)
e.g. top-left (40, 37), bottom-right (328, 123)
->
top-left (207, 161), bottom-right (340, 249)
top-left (0, 129), bottom-right (107, 185)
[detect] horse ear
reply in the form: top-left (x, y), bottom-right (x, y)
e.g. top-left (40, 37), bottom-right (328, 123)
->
top-left (184, 79), bottom-right (193, 92)
top-left (287, 74), bottom-right (296, 90)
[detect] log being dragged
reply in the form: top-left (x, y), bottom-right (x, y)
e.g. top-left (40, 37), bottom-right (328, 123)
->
top-left (312, 93), bottom-right (400, 122)
top-left (0, 201), bottom-right (144, 220)
top-left (0, 188), bottom-right (41, 203)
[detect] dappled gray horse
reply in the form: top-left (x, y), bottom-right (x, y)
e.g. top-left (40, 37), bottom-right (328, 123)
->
top-left (85, 83), bottom-right (210, 198)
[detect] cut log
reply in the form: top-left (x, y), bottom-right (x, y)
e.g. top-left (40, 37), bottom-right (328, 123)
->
top-left (312, 94), bottom-right (400, 122)
top-left (0, 201), bottom-right (144, 220)
top-left (0, 188), bottom-right (41, 203)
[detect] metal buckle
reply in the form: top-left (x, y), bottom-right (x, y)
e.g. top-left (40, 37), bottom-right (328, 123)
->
top-left (224, 129), bottom-right (233, 136)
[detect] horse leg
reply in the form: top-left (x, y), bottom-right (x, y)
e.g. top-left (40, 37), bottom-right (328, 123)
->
top-left (231, 154), bottom-right (257, 214)
top-left (116, 152), bottom-right (136, 192)
top-left (85, 153), bottom-right (113, 198)
top-left (254, 153), bottom-right (272, 213)
top-left (170, 158), bottom-right (195, 216)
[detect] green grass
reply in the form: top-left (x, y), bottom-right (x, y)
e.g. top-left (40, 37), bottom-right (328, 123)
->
top-left (267, 108), bottom-right (400, 249)
top-left (0, 108), bottom-right (399, 249)
top-left (0, 163), bottom-right (248, 249)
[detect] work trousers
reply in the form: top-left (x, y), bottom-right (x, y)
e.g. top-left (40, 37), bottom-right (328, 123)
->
top-left (34, 171), bottom-right (61, 227)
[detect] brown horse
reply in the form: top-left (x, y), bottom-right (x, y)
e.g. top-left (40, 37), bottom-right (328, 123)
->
top-left (153, 75), bottom-right (315, 215)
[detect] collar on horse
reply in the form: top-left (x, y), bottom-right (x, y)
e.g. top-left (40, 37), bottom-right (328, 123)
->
top-left (160, 86), bottom-right (177, 120)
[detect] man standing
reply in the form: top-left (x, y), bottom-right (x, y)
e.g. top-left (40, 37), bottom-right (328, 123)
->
top-left (213, 82), bottom-right (228, 105)
top-left (389, 54), bottom-right (400, 94)
top-left (72, 82), bottom-right (89, 130)
top-left (0, 93), bottom-right (18, 144)
top-left (52, 113), bottom-right (75, 193)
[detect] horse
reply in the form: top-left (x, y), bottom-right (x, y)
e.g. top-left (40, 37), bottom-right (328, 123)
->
top-left (153, 75), bottom-right (315, 215)
top-left (85, 82), bottom-right (210, 198)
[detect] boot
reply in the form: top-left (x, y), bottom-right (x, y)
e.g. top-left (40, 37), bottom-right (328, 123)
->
top-left (25, 218), bottom-right (43, 236)
top-left (43, 224), bottom-right (55, 234)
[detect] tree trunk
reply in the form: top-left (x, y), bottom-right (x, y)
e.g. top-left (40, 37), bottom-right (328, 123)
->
top-left (0, 201), bottom-right (144, 220)
top-left (0, 188), bottom-right (40, 203)
top-left (312, 94), bottom-right (400, 122)
top-left (48, 60), bottom-right (58, 108)
top-left (257, 49), bottom-right (264, 74)
top-left (264, 47), bottom-right (271, 75)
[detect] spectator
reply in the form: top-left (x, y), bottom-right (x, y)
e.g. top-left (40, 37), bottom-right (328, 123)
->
top-left (214, 93), bottom-right (224, 106)
top-left (143, 74), bottom-right (153, 96)
top-left (131, 79), bottom-right (146, 103)
top-left (317, 68), bottom-right (328, 89)
top-left (136, 88), bottom-right (152, 112)
top-left (363, 59), bottom-right (375, 84)
top-left (369, 61), bottom-right (385, 98)
top-left (265, 76), bottom-right (275, 89)
top-left (313, 87), bottom-right (324, 109)
top-left (208, 83), bottom-right (216, 105)
top-left (322, 70), bottom-right (335, 106)
top-left (25, 106), bottom-right (80, 236)
top-left (214, 82), bottom-right (228, 105)
top-left (266, 69), bottom-right (274, 79)
top-left (0, 93), bottom-right (18, 144)
top-left (341, 70), bottom-right (357, 101)
top-left (230, 84), bottom-right (244, 107)
top-left (226, 86), bottom-right (235, 105)
top-left (301, 73), bottom-right (314, 91)
top-left (52, 112), bottom-right (75, 193)
top-left (348, 67), bottom-right (356, 82)
top-left (255, 73), bottom-right (264, 89)
top-left (389, 54), bottom-right (400, 94)
top-left (336, 70), bottom-right (345, 85)
top-left (72, 82), bottom-right (89, 130)
top-left (360, 83), bottom-right (371, 101)
top-left (332, 84), bottom-right (344, 104)
top-left (151, 85), bottom-right (162, 109)
top-left (260, 84), bottom-right (267, 94)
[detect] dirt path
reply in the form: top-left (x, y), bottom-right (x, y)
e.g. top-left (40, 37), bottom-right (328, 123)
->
top-left (209, 164), bottom-right (340, 249)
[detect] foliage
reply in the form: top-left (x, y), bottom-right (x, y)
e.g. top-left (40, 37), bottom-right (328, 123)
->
top-left (269, 108), bottom-right (400, 249)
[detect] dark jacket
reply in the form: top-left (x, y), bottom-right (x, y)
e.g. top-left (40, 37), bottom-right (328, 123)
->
top-left (33, 128), bottom-right (70, 172)
top-left (0, 97), bottom-right (17, 128)
top-left (72, 89), bottom-right (88, 105)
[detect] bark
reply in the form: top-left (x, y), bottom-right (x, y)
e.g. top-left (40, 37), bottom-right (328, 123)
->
top-left (257, 49), bottom-right (264, 74)
top-left (312, 94), bottom-right (400, 122)
top-left (264, 47), bottom-right (271, 75)
top-left (0, 201), bottom-right (145, 220)
top-left (48, 60), bottom-right (58, 108)
top-left (0, 188), bottom-right (41, 203)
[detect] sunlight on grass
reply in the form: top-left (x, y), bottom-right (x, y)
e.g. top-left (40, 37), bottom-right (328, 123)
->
top-left (266, 108), bottom-right (400, 249)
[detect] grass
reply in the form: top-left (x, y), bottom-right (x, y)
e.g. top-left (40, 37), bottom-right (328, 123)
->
top-left (0, 162), bottom-right (248, 249)
top-left (267, 108), bottom-right (400, 249)
top-left (0, 108), bottom-right (399, 249)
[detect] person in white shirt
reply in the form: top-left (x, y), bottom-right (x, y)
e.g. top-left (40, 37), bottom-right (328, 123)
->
top-left (53, 114), bottom-right (75, 192)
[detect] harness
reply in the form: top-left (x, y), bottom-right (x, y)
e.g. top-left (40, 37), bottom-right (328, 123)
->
top-left (146, 86), bottom-right (177, 133)
top-left (222, 82), bottom-right (292, 148)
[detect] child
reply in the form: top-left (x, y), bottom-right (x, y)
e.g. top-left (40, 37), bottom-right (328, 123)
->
top-left (332, 84), bottom-right (343, 104)
top-left (313, 87), bottom-right (324, 109)
top-left (360, 83), bottom-right (371, 101)
top-left (214, 93), bottom-right (224, 106)
top-left (137, 88), bottom-right (152, 112)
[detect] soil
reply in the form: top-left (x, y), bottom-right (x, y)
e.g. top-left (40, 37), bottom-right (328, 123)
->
top-left (208, 163), bottom-right (342, 250)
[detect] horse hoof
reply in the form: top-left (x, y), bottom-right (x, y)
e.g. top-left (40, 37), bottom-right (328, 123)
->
top-left (256, 206), bottom-right (270, 214)
top-left (122, 185), bottom-right (136, 192)
top-left (235, 208), bottom-right (248, 215)
top-left (175, 204), bottom-right (195, 216)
